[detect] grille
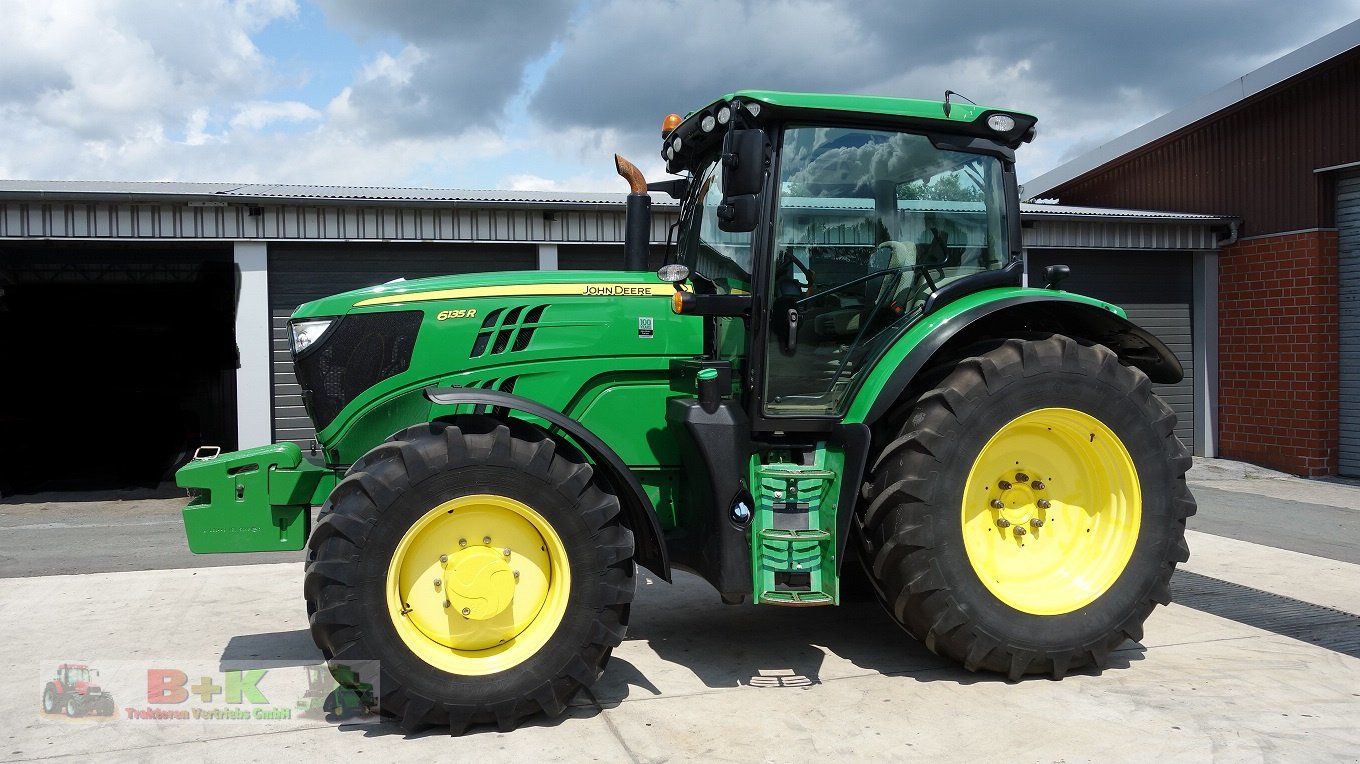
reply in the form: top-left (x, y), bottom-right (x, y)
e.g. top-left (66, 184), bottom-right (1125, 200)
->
top-left (470, 304), bottom-right (548, 358)
top-left (294, 311), bottom-right (422, 431)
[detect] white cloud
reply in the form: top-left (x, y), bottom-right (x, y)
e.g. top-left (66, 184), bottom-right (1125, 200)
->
top-left (0, 0), bottom-right (1355, 191)
top-left (228, 101), bottom-right (324, 132)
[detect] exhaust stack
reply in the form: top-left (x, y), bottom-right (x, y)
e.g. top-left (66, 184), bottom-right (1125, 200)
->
top-left (614, 154), bottom-right (651, 272)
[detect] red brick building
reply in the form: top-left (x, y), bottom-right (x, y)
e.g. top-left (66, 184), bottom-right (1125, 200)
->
top-left (1025, 21), bottom-right (1360, 477)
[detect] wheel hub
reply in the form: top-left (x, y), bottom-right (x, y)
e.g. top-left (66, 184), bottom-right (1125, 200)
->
top-left (387, 494), bottom-right (569, 669)
top-left (994, 477), bottom-right (1044, 528)
top-left (961, 407), bottom-right (1142, 616)
top-left (442, 544), bottom-right (516, 620)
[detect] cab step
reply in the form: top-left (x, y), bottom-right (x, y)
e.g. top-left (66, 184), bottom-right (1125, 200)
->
top-left (751, 457), bottom-right (839, 606)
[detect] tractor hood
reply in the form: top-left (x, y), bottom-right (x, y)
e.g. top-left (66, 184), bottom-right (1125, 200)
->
top-left (293, 269), bottom-right (675, 319)
top-left (283, 267), bottom-right (702, 462)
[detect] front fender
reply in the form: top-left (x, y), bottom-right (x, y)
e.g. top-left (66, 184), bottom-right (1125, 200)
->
top-left (424, 386), bottom-right (671, 581)
top-left (846, 289), bottom-right (1184, 425)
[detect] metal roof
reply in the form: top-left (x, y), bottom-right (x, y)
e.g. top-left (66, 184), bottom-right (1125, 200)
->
top-left (1019, 202), bottom-right (1231, 223)
top-left (0, 179), bottom-right (657, 209)
top-left (1023, 19), bottom-right (1360, 198)
top-left (0, 180), bottom-right (1231, 227)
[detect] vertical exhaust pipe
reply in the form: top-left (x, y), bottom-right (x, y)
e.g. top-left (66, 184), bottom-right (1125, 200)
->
top-left (615, 154), bottom-right (651, 272)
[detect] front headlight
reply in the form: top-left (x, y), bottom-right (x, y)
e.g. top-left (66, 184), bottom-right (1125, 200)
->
top-left (290, 319), bottom-right (335, 355)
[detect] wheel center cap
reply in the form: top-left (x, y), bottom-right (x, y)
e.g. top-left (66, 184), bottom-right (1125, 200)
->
top-left (443, 546), bottom-right (516, 620)
top-left (999, 485), bottom-right (1035, 523)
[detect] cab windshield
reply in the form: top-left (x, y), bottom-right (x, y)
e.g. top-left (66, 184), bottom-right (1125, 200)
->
top-left (677, 158), bottom-right (754, 294)
top-left (765, 126), bottom-right (1010, 416)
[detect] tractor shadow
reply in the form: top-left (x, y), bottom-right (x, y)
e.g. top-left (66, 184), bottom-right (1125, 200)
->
top-left (589, 568), bottom-right (1145, 707)
top-left (227, 570), bottom-right (1145, 739)
top-left (219, 629), bottom-right (323, 669)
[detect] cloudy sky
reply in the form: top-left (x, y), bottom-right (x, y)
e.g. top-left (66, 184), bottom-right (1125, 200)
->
top-left (0, 1), bottom-right (1356, 192)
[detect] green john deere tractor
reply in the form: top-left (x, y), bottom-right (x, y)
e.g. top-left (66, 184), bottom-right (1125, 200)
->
top-left (178, 90), bottom-right (1195, 733)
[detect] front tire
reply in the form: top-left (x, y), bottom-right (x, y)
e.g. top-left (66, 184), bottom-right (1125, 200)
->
top-left (42, 685), bottom-right (58, 714)
top-left (305, 417), bottom-right (634, 733)
top-left (861, 335), bottom-right (1195, 680)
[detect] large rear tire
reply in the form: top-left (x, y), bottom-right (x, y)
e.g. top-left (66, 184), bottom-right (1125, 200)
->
top-left (305, 417), bottom-right (634, 733)
top-left (860, 334), bottom-right (1195, 680)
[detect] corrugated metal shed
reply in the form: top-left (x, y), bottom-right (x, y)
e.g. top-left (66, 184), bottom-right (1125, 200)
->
top-left (0, 182), bottom-right (1228, 250)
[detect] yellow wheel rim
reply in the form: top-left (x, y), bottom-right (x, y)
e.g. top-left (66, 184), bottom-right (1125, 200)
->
top-left (961, 407), bottom-right (1141, 616)
top-left (386, 494), bottom-right (570, 676)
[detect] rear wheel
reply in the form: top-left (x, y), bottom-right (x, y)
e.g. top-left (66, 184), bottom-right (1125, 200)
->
top-left (860, 335), bottom-right (1195, 679)
top-left (305, 417), bottom-right (634, 733)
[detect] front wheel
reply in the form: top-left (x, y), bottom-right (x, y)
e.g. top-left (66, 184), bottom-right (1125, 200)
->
top-left (860, 335), bottom-right (1195, 679)
top-left (305, 417), bottom-right (634, 733)
top-left (42, 685), bottom-right (58, 714)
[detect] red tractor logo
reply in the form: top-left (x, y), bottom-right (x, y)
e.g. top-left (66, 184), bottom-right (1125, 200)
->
top-left (42, 663), bottom-right (116, 717)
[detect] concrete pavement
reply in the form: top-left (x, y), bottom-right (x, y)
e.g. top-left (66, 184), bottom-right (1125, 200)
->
top-left (1, 459), bottom-right (1358, 762)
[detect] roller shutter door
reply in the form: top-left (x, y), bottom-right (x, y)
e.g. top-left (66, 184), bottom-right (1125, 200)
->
top-left (1339, 173), bottom-right (1360, 476)
top-left (1028, 250), bottom-right (1196, 454)
top-left (269, 243), bottom-right (536, 447)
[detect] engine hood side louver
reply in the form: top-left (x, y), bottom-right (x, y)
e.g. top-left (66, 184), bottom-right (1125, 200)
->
top-left (470, 304), bottom-right (548, 358)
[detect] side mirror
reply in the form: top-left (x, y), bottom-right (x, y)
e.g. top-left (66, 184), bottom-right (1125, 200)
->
top-left (1043, 264), bottom-right (1071, 290)
top-left (721, 129), bottom-right (765, 197)
top-left (718, 195), bottom-right (760, 232)
top-left (718, 129), bottom-right (766, 233)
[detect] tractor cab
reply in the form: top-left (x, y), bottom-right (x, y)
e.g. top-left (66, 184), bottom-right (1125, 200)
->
top-left (660, 92), bottom-right (1033, 430)
top-left (59, 664), bottom-right (91, 685)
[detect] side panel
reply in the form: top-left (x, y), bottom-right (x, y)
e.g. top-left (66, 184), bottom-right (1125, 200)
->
top-left (305, 276), bottom-right (704, 466)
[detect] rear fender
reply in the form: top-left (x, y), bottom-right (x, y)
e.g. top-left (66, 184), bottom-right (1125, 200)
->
top-left (425, 387), bottom-right (671, 581)
top-left (847, 291), bottom-right (1184, 426)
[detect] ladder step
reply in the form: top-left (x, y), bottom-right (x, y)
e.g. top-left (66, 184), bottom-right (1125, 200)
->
top-left (760, 591), bottom-right (835, 606)
top-left (758, 528), bottom-right (832, 541)
top-left (757, 467), bottom-right (837, 480)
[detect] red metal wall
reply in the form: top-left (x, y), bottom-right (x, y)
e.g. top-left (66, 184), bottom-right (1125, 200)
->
top-left (1048, 49), bottom-right (1360, 237)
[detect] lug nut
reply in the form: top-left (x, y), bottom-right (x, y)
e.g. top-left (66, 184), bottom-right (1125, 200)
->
top-left (998, 480), bottom-right (1012, 490)
top-left (503, 548), bottom-right (512, 557)
top-left (433, 578), bottom-right (442, 588)
top-left (439, 554), bottom-right (448, 563)
top-left (482, 536), bottom-right (492, 545)
top-left (1037, 499), bottom-right (1051, 509)
top-left (513, 570), bottom-right (520, 579)
top-left (990, 499), bottom-right (1005, 509)
top-left (442, 599), bottom-right (451, 609)
top-left (1013, 525), bottom-right (1027, 537)
top-left (1030, 518), bottom-right (1044, 528)
top-left (458, 538), bottom-right (467, 547)
top-left (996, 518), bottom-right (1012, 529)
top-left (1015, 473), bottom-right (1029, 483)
top-left (461, 607), bottom-right (471, 617)
top-left (1031, 480), bottom-right (1046, 490)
